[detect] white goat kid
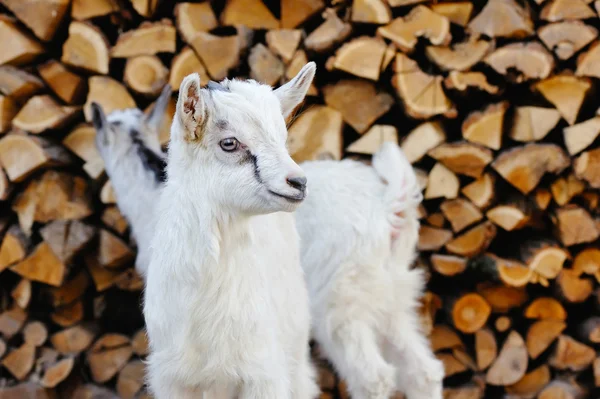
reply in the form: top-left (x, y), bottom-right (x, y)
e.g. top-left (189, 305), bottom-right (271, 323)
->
top-left (91, 85), bottom-right (171, 277)
top-left (142, 64), bottom-right (319, 399)
top-left (95, 82), bottom-right (443, 399)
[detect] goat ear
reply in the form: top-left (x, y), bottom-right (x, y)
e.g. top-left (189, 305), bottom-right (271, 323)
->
top-left (274, 62), bottom-right (316, 118)
top-left (177, 73), bottom-right (206, 141)
top-left (146, 84), bottom-right (172, 133)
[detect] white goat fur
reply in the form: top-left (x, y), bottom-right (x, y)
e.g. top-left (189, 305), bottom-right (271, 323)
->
top-left (94, 76), bottom-right (444, 398)
top-left (144, 64), bottom-right (318, 398)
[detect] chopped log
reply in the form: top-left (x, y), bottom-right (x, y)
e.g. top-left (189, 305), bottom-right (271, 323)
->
top-left (426, 213), bottom-right (445, 228)
top-left (0, 16), bottom-right (44, 66)
top-left (169, 47), bottom-right (209, 92)
top-left (535, 188), bottom-right (553, 211)
top-left (426, 38), bottom-right (493, 72)
top-left (486, 331), bottom-right (527, 386)
top-left (534, 74), bottom-right (591, 125)
top-left (527, 319), bottom-right (567, 359)
top-left (2, 343), bottom-right (35, 380)
top-left (550, 335), bottom-right (595, 371)
top-left (117, 360), bottom-right (145, 399)
top-left (72, 0), bottom-right (118, 20)
top-left (492, 143), bottom-right (570, 194)
top-left (84, 76), bottom-right (136, 122)
top-left (579, 317), bottom-right (600, 343)
top-left (88, 334), bottom-right (133, 383)
top-left (51, 300), bottom-right (84, 327)
top-left (304, 9), bottom-right (351, 53)
top-left (556, 269), bottom-right (594, 303)
top-left (281, 0), bottom-right (325, 29)
top-left (505, 365), bottom-right (551, 398)
top-left (11, 242), bottom-right (67, 286)
top-left (445, 221), bottom-right (496, 257)
top-left (0, 225), bottom-right (29, 272)
top-left (462, 173), bottom-right (495, 209)
top-left (481, 253), bottom-right (532, 287)
top-left (475, 328), bottom-right (497, 370)
top-left (47, 269), bottom-right (89, 308)
top-left (477, 283), bottom-right (529, 313)
top-left (540, 0), bottom-right (596, 22)
top-left (86, 253), bottom-right (127, 291)
top-left (417, 225), bottom-right (453, 251)
top-left (521, 241), bottom-right (569, 286)
top-left (401, 122), bottom-right (445, 164)
top-left (550, 174), bottom-right (585, 205)
top-left (0, 66), bottom-right (43, 101)
top-left (220, 0), bottom-right (278, 29)
top-left (452, 293), bottom-right (491, 333)
top-left (484, 42), bottom-right (554, 83)
top-left (63, 124), bottom-right (104, 179)
top-left (40, 220), bottom-right (95, 265)
top-left (189, 31), bottom-right (244, 81)
top-left (351, 0), bottom-right (391, 24)
top-left (377, 6), bottom-right (451, 53)
top-left (574, 148), bottom-right (600, 188)
top-left (41, 357), bottom-right (74, 388)
top-left (510, 106), bottom-right (561, 143)
top-left (23, 321), bottom-right (47, 347)
top-left (430, 2), bottom-right (473, 27)
top-left (462, 102), bottom-right (507, 150)
top-left (553, 205), bottom-right (599, 246)
top-left (445, 71), bottom-right (499, 94)
top-left (100, 180), bottom-right (116, 204)
top-left (287, 105), bottom-right (343, 162)
top-left (538, 380), bottom-right (587, 399)
top-left (1, 0), bottom-right (69, 42)
top-left (486, 200), bottom-right (532, 233)
top-left (468, 0), bottom-right (533, 38)
top-left (573, 248), bottom-right (600, 282)
top-left (61, 21), bottom-right (110, 75)
top-left (438, 352), bottom-right (469, 377)
top-left (425, 163), bottom-right (459, 200)
top-left (96, 229), bottom-right (134, 269)
top-left (248, 44), bottom-right (285, 86)
top-left (430, 325), bottom-right (464, 352)
top-left (174, 2), bottom-right (218, 44)
top-left (431, 254), bottom-right (468, 276)
top-left (111, 20), bottom-right (176, 58)
top-left (429, 143), bottom-right (492, 180)
top-left (538, 21), bottom-right (597, 60)
top-left (563, 116), bottom-right (600, 155)
top-left (51, 325), bottom-right (96, 355)
top-left (346, 125), bottom-right (397, 155)
top-left (440, 198), bottom-right (483, 232)
top-left (495, 316), bottom-right (511, 333)
top-left (266, 29), bottom-right (302, 63)
top-left (130, 0), bottom-right (159, 17)
top-left (12, 95), bottom-right (80, 134)
top-left (576, 41), bottom-right (600, 79)
top-left (11, 278), bottom-right (31, 308)
top-left (37, 61), bottom-right (86, 105)
top-left (443, 385), bottom-right (483, 399)
top-left (392, 53), bottom-right (456, 119)
top-left (131, 329), bottom-right (149, 356)
top-left (123, 55), bottom-right (168, 97)
top-left (0, 95), bottom-right (17, 133)
top-left (331, 36), bottom-right (387, 81)
top-left (12, 171), bottom-right (92, 233)
top-left (323, 79), bottom-right (393, 134)
top-left (581, 190), bottom-right (598, 211)
top-left (0, 306), bottom-right (27, 338)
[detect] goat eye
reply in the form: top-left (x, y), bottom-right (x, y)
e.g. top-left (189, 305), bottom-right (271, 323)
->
top-left (219, 138), bottom-right (239, 152)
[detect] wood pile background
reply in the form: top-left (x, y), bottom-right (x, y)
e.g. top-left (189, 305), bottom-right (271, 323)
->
top-left (0, 0), bottom-right (599, 398)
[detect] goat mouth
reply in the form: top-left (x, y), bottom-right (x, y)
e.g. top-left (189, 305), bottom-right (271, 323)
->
top-left (268, 190), bottom-right (305, 203)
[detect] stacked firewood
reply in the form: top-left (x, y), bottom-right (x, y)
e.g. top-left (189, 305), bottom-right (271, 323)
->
top-left (0, 0), bottom-right (599, 397)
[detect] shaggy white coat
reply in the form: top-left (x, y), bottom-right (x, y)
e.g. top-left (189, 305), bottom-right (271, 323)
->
top-left (141, 65), bottom-right (319, 398)
top-left (94, 75), bottom-right (443, 399)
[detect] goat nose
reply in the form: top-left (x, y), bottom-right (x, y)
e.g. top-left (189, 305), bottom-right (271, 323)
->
top-left (286, 175), bottom-right (307, 191)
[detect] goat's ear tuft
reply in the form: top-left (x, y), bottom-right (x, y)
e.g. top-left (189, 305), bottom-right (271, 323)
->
top-left (274, 62), bottom-right (316, 118)
top-left (177, 73), bottom-right (206, 141)
top-left (146, 84), bottom-right (172, 133)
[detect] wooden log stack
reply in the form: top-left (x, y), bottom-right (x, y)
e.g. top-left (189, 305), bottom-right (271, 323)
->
top-left (0, 0), bottom-right (599, 397)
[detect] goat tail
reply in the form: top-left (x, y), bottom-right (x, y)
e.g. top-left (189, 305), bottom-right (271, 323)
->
top-left (372, 142), bottom-right (423, 269)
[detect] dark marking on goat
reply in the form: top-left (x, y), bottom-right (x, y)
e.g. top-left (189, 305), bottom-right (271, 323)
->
top-left (130, 129), bottom-right (167, 183)
top-left (248, 151), bottom-right (263, 184)
top-left (215, 120), bottom-right (228, 130)
top-left (207, 81), bottom-right (229, 92)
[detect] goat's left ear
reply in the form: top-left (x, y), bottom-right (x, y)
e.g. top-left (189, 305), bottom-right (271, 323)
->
top-left (274, 62), bottom-right (316, 118)
top-left (177, 73), bottom-right (206, 141)
top-left (146, 84), bottom-right (172, 133)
